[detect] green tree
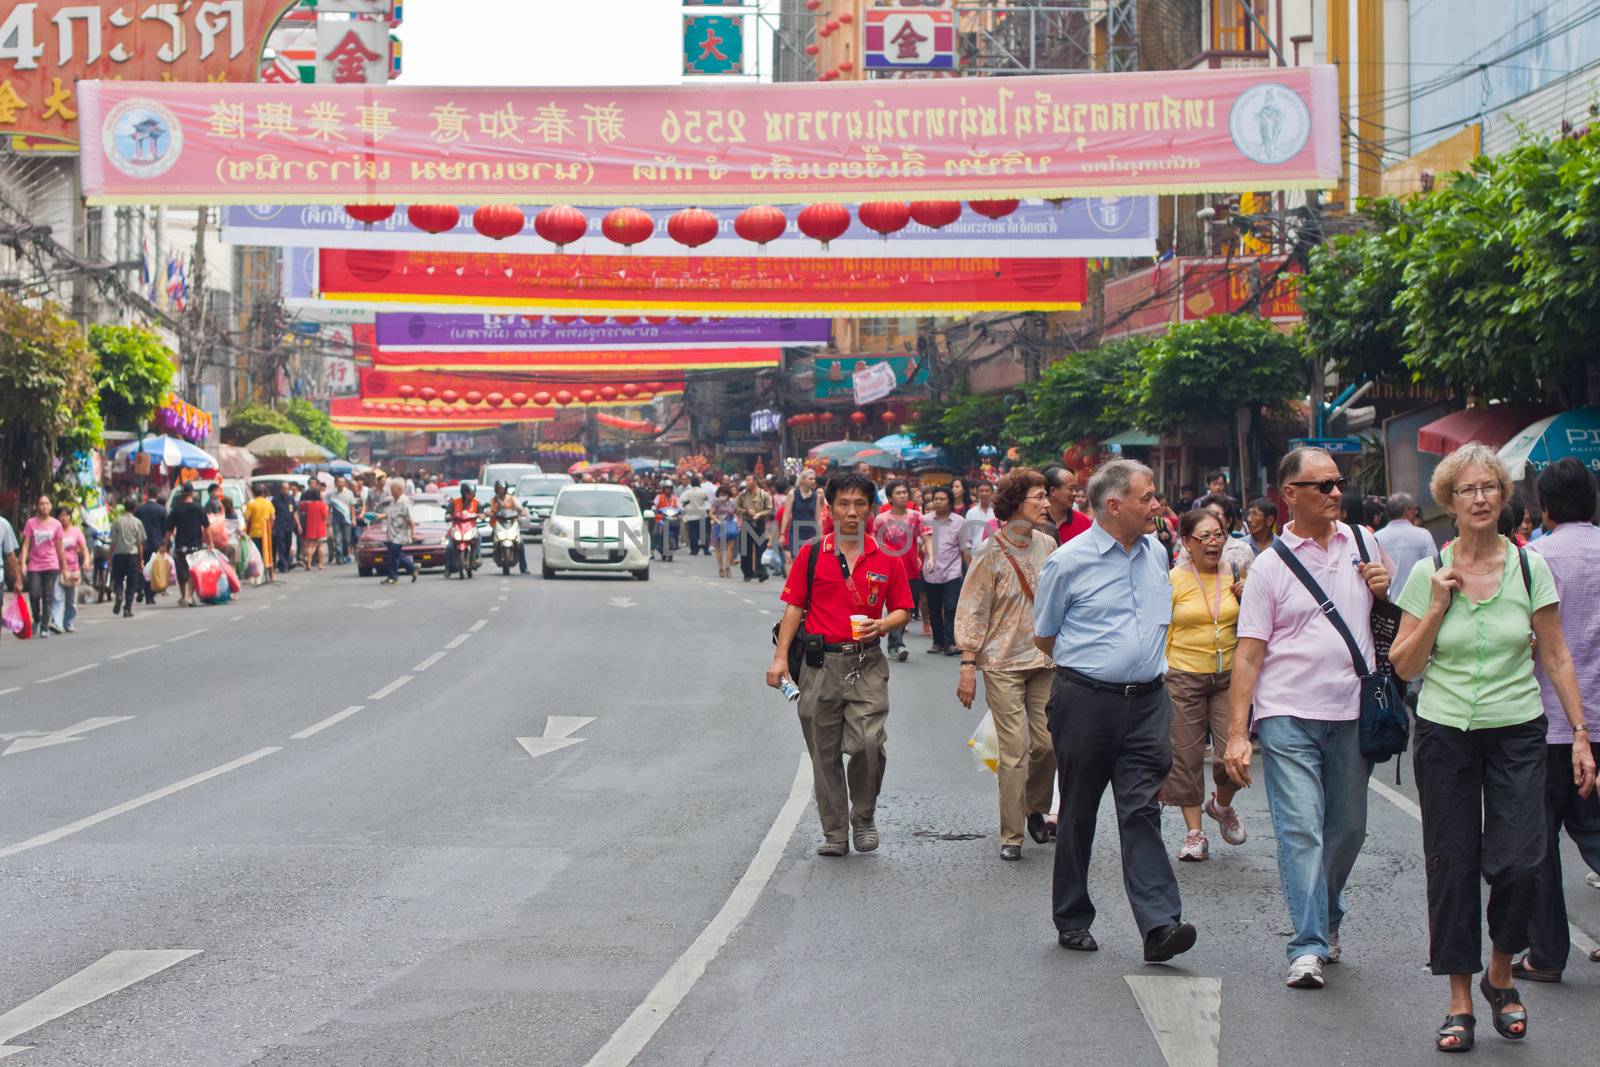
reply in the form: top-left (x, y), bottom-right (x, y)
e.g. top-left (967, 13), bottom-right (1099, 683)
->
top-left (0, 295), bottom-right (100, 511)
top-left (284, 398), bottom-right (348, 457)
top-left (1128, 315), bottom-right (1305, 433)
top-left (1005, 339), bottom-right (1143, 466)
top-left (1300, 196), bottom-right (1413, 383)
top-left (89, 324), bottom-right (176, 432)
top-left (907, 389), bottom-right (1008, 470)
top-left (223, 402), bottom-right (295, 444)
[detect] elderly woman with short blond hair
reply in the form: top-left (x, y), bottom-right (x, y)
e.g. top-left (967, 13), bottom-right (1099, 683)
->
top-left (1389, 442), bottom-right (1595, 1054)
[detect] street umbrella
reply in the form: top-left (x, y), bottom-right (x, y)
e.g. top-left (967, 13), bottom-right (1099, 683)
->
top-left (214, 444), bottom-right (258, 479)
top-left (854, 448), bottom-right (903, 470)
top-left (807, 440), bottom-right (874, 465)
top-left (246, 432), bottom-right (335, 462)
top-left (114, 435), bottom-right (219, 473)
top-left (875, 433), bottom-right (946, 466)
top-left (624, 457), bottom-right (673, 471)
top-left (1498, 407), bottom-right (1600, 480)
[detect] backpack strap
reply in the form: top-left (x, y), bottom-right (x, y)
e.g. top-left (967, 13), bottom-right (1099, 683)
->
top-left (1271, 538), bottom-right (1371, 680)
top-left (1518, 546), bottom-right (1531, 599)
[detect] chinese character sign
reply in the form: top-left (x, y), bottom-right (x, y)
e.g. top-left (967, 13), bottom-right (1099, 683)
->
top-left (0, 1), bottom-right (301, 147)
top-left (865, 9), bottom-right (954, 70)
top-left (316, 20), bottom-right (388, 86)
top-left (683, 14), bottom-right (743, 76)
top-left (79, 66), bottom-right (1340, 205)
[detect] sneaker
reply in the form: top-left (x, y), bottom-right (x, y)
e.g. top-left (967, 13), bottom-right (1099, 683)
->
top-left (1324, 933), bottom-right (1341, 964)
top-left (1178, 829), bottom-right (1209, 862)
top-left (1204, 794), bottom-right (1247, 846)
top-left (1286, 954), bottom-right (1325, 989)
top-left (63, 624), bottom-right (75, 633)
top-left (48, 622), bottom-right (64, 634)
top-left (893, 646), bottom-right (908, 662)
top-left (1587, 871), bottom-right (1600, 889)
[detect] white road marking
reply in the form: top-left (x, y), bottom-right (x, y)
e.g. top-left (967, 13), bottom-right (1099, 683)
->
top-left (355, 599), bottom-right (396, 611)
top-left (469, 619), bottom-right (488, 632)
top-left (445, 633), bottom-right (471, 649)
top-left (1124, 976), bottom-right (1221, 1067)
top-left (608, 597), bottom-right (636, 609)
top-left (759, 609), bottom-right (773, 616)
top-left (584, 755), bottom-right (811, 1067)
top-left (2, 717), bottom-right (134, 756)
top-left (516, 736), bottom-right (585, 759)
top-left (275, 594), bottom-right (288, 601)
top-left (0, 950), bottom-right (201, 1051)
top-left (258, 604), bottom-right (270, 611)
top-left (498, 595), bottom-right (507, 601)
top-left (291, 706), bottom-right (365, 740)
top-left (35, 664), bottom-right (99, 685)
top-left (741, 598), bottom-right (754, 605)
top-left (1369, 778), bottom-right (1599, 954)
top-left (516, 716), bottom-right (597, 759)
top-left (544, 716), bottom-right (595, 739)
top-left (109, 644), bottom-right (159, 661)
top-left (413, 651), bottom-right (447, 672)
top-left (0, 688), bottom-right (19, 698)
top-left (366, 675), bottom-right (413, 701)
top-left (489, 606), bottom-right (501, 613)
top-left (166, 628), bottom-right (207, 644)
top-left (0, 748), bottom-right (280, 860)
top-left (229, 614), bottom-right (245, 622)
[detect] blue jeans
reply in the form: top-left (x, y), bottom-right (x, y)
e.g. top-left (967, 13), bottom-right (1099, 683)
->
top-left (51, 580), bottom-right (77, 631)
top-left (385, 541), bottom-right (416, 581)
top-left (1257, 715), bottom-right (1372, 961)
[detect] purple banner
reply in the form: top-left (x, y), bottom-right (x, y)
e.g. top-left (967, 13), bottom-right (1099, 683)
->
top-left (374, 312), bottom-right (830, 351)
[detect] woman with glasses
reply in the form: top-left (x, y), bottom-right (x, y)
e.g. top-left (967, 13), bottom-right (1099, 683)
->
top-left (1165, 509), bottom-right (1247, 862)
top-left (1389, 443), bottom-right (1595, 1053)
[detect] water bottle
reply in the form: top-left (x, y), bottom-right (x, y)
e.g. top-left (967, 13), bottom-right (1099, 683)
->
top-left (778, 676), bottom-right (800, 702)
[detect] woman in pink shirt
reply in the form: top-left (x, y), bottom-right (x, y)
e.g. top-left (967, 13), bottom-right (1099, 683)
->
top-left (52, 505), bottom-right (89, 634)
top-left (20, 495), bottom-right (64, 641)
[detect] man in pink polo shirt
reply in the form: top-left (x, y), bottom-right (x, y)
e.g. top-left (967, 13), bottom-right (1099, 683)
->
top-left (1222, 447), bottom-right (1394, 992)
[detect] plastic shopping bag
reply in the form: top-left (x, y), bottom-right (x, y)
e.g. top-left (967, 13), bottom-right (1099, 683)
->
top-left (241, 537), bottom-right (263, 580)
top-left (2, 593), bottom-right (33, 639)
top-left (967, 710), bottom-right (999, 776)
top-left (761, 547), bottom-right (783, 573)
top-left (188, 549), bottom-right (226, 602)
top-left (145, 551), bottom-right (174, 594)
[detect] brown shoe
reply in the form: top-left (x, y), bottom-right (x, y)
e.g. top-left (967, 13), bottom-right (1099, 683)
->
top-left (851, 816), bottom-right (879, 852)
top-left (815, 840), bottom-right (848, 857)
top-left (1512, 956), bottom-right (1562, 983)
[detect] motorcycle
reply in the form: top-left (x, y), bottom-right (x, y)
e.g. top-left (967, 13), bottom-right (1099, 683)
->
top-left (654, 505), bottom-right (681, 562)
top-left (446, 515), bottom-right (479, 579)
top-left (491, 511), bottom-right (521, 575)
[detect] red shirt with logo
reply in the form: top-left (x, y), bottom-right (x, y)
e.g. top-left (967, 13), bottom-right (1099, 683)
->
top-left (780, 535), bottom-right (915, 643)
top-left (1056, 509), bottom-right (1093, 545)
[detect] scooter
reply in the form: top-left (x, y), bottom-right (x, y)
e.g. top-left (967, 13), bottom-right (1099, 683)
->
top-left (654, 505), bottom-right (681, 562)
top-left (447, 515), bottom-right (479, 579)
top-left (491, 512), bottom-right (521, 575)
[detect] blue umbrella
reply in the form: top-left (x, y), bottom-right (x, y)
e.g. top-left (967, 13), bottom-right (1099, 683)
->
top-left (875, 433), bottom-right (945, 466)
top-left (1498, 407), bottom-right (1600, 480)
top-left (625, 457), bottom-right (673, 471)
top-left (114, 435), bottom-right (218, 472)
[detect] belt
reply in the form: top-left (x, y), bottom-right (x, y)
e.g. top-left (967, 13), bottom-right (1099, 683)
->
top-left (1056, 666), bottom-right (1164, 698)
top-left (823, 639), bottom-right (881, 654)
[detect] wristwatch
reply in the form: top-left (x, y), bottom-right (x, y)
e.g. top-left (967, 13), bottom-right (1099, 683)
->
top-left (1573, 723), bottom-right (1590, 735)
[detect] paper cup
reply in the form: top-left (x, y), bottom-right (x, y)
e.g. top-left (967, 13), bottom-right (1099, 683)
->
top-left (850, 614), bottom-right (871, 640)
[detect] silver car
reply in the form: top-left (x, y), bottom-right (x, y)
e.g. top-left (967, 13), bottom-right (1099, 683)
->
top-left (517, 474), bottom-right (573, 541)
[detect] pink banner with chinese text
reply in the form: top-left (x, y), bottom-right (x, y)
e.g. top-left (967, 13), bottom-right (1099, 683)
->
top-left (77, 66), bottom-right (1340, 206)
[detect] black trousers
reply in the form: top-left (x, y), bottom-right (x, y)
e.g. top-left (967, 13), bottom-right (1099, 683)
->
top-left (274, 527), bottom-right (295, 571)
top-left (686, 518), bottom-right (704, 556)
top-left (140, 543), bottom-right (157, 602)
top-left (1415, 716), bottom-right (1547, 975)
top-left (1527, 742), bottom-right (1600, 969)
top-left (923, 576), bottom-right (961, 649)
top-left (110, 554), bottom-right (140, 606)
top-left (740, 518), bottom-right (768, 580)
top-left (1048, 671), bottom-right (1182, 937)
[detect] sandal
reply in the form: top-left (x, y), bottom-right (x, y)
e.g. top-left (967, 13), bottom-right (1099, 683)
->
top-left (1435, 1013), bottom-right (1475, 1053)
top-left (1478, 976), bottom-right (1527, 1040)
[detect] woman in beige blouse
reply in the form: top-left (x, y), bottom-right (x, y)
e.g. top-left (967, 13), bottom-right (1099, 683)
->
top-left (954, 467), bottom-right (1058, 862)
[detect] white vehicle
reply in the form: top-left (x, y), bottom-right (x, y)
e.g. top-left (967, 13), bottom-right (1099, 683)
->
top-left (478, 462), bottom-right (543, 488)
top-left (541, 484), bottom-right (651, 581)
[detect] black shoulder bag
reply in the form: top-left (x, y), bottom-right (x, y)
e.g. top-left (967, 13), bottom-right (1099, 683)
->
top-left (1354, 528), bottom-right (1404, 676)
top-left (1272, 538), bottom-right (1409, 770)
top-left (772, 543), bottom-right (824, 682)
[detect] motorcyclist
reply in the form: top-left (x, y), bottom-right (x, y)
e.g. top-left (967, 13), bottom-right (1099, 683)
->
top-left (652, 482), bottom-right (680, 559)
top-left (489, 480), bottom-right (529, 575)
top-left (448, 483), bottom-right (481, 573)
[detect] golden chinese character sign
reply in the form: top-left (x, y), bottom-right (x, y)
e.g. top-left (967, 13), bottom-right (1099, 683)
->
top-left (78, 66), bottom-right (1339, 205)
top-left (0, 1), bottom-right (300, 148)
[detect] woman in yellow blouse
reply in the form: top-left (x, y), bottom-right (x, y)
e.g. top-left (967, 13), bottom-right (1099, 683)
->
top-left (243, 484), bottom-right (276, 582)
top-left (1165, 509), bottom-right (1247, 862)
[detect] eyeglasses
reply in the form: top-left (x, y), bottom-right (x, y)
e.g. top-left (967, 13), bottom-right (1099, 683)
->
top-left (1287, 478), bottom-right (1348, 495)
top-left (1453, 483), bottom-right (1503, 500)
top-left (1188, 532), bottom-right (1227, 544)
top-left (1024, 490), bottom-right (1049, 501)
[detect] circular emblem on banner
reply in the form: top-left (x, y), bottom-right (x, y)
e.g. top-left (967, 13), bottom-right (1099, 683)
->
top-left (103, 99), bottom-right (184, 179)
top-left (1228, 83), bottom-right (1311, 166)
top-left (247, 205), bottom-right (284, 221)
top-left (1086, 196), bottom-right (1135, 233)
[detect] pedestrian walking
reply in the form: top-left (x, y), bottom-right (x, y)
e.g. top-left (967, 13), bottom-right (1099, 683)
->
top-left (50, 506), bottom-right (89, 634)
top-left (300, 485), bottom-right (329, 570)
top-left (1373, 492), bottom-right (1438, 593)
top-left (1041, 465), bottom-right (1093, 545)
top-left (0, 511), bottom-right (20, 645)
top-left (1385, 446), bottom-right (1594, 1052)
top-left (1033, 459), bottom-right (1196, 962)
top-left (109, 495), bottom-right (146, 618)
top-left (381, 480), bottom-right (419, 584)
top-left (1514, 458), bottom-right (1600, 980)
top-left (963, 479), bottom-right (998, 553)
top-left (20, 495), bottom-right (64, 640)
top-left (272, 483), bottom-right (299, 572)
top-left (767, 471), bottom-right (913, 856)
top-left (681, 475), bottom-right (711, 557)
top-left (1244, 497), bottom-right (1279, 556)
top-left (871, 480), bottom-right (925, 662)
top-left (1223, 447), bottom-right (1394, 990)
top-left (329, 476), bottom-right (356, 564)
top-left (164, 484), bottom-right (209, 608)
top-left (922, 485), bottom-right (968, 656)
top-left (1164, 510), bottom-right (1247, 863)
top-left (953, 468), bottom-right (1056, 861)
top-left (245, 483), bottom-right (276, 583)
top-left (736, 475), bottom-right (773, 582)
top-left (949, 477), bottom-right (969, 516)
top-left (780, 468), bottom-right (821, 560)
top-left (711, 485), bottom-right (739, 578)
top-left (134, 486), bottom-right (166, 604)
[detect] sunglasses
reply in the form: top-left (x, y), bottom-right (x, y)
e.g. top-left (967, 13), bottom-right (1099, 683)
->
top-left (1287, 478), bottom-right (1348, 495)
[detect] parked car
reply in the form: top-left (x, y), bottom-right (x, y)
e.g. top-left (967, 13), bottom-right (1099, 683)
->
top-left (517, 474), bottom-right (574, 541)
top-left (541, 484), bottom-right (650, 580)
top-left (477, 462), bottom-right (542, 488)
top-left (355, 495), bottom-right (451, 577)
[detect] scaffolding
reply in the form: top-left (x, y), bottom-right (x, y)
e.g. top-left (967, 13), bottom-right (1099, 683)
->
top-left (952, 1), bottom-right (1140, 75)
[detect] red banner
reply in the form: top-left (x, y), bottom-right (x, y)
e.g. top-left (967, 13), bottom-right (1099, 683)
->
top-left (368, 344), bottom-right (778, 374)
top-left (330, 396), bottom-right (554, 430)
top-left (321, 249), bottom-right (1085, 316)
top-left (358, 368), bottom-right (683, 404)
top-left (78, 66), bottom-right (1340, 204)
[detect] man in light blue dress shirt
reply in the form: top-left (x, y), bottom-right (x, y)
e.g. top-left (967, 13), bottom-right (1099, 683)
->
top-left (1033, 459), bottom-right (1195, 963)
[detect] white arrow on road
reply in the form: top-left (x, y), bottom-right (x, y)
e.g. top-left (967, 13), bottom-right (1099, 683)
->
top-left (608, 597), bottom-right (636, 609)
top-left (1, 717), bottom-right (134, 757)
top-left (516, 715), bottom-right (596, 759)
top-left (1124, 976), bottom-right (1221, 1067)
top-left (0, 950), bottom-right (199, 1055)
top-left (355, 598), bottom-right (397, 611)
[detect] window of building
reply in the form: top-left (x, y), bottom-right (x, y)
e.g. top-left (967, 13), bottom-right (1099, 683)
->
top-left (1209, 0), bottom-right (1269, 53)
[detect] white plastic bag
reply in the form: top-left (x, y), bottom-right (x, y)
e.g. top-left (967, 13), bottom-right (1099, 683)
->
top-left (967, 710), bottom-right (999, 776)
top-left (761, 546), bottom-right (783, 572)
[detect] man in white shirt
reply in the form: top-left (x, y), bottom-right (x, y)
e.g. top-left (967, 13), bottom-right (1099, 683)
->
top-left (680, 477), bottom-right (712, 556)
top-left (964, 479), bottom-right (997, 552)
top-left (1373, 492), bottom-right (1437, 593)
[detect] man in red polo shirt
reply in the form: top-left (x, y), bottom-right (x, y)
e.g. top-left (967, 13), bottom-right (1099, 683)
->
top-left (768, 471), bottom-right (914, 857)
top-left (1044, 465), bottom-right (1093, 544)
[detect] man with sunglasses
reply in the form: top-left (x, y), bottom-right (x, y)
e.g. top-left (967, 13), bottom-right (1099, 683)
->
top-left (1222, 447), bottom-right (1395, 991)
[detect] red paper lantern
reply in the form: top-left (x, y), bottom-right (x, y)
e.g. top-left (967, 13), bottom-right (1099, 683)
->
top-left (397, 384), bottom-right (415, 398)
top-left (418, 387), bottom-right (438, 401)
top-left (511, 391), bottom-right (529, 406)
top-left (667, 207), bottom-right (719, 249)
top-left (850, 411), bottom-right (867, 426)
top-left (620, 383), bottom-right (641, 398)
top-left (857, 201), bottom-right (911, 237)
top-left (486, 392), bottom-right (505, 407)
top-left (798, 202), bottom-right (851, 249)
top-left (601, 207), bottom-right (654, 248)
top-left (553, 390), bottom-right (574, 406)
top-left (644, 381), bottom-right (667, 392)
top-left (406, 204), bottom-right (459, 234)
top-left (441, 389), bottom-right (460, 403)
top-left (968, 199), bottom-right (1021, 220)
top-left (345, 204), bottom-right (395, 227)
top-left (820, 69), bottom-right (838, 81)
top-left (805, 0), bottom-right (821, 8)
top-left (824, 19), bottom-right (840, 33)
top-left (361, 399), bottom-right (376, 411)
top-left (612, 316), bottom-right (639, 325)
top-left (575, 388), bottom-right (596, 404)
top-left (881, 411), bottom-right (898, 426)
top-left (471, 204), bottom-right (525, 241)
top-left (549, 315), bottom-right (579, 324)
top-left (464, 390), bottom-right (483, 405)
top-left (534, 205), bottom-right (587, 250)
top-left (838, 60), bottom-right (855, 72)
top-left (530, 391), bottom-right (550, 406)
top-left (644, 317), bottom-right (673, 325)
top-left (599, 386), bottom-right (618, 401)
top-left (734, 205), bottom-right (788, 247)
top-left (581, 315), bottom-right (608, 324)
top-left (909, 201), bottom-right (962, 229)
top-left (805, 43), bottom-right (820, 56)
top-left (839, 11), bottom-right (854, 23)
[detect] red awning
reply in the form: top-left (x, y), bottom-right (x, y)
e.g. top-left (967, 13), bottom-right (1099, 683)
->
top-left (1416, 405), bottom-right (1557, 456)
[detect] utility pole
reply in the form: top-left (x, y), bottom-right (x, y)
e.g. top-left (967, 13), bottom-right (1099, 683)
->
top-left (187, 207), bottom-right (209, 400)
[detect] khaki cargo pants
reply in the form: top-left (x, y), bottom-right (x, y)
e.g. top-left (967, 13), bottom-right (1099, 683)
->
top-left (797, 648), bottom-right (890, 844)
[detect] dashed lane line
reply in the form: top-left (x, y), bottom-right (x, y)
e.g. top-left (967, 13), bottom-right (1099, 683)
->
top-left (742, 598), bottom-right (755, 605)
top-left (229, 614), bottom-right (245, 622)
top-left (759, 610), bottom-right (773, 616)
top-left (366, 675), bottom-right (414, 701)
top-left (109, 644), bottom-right (159, 661)
top-left (35, 664), bottom-right (99, 685)
top-left (413, 651), bottom-right (447, 672)
top-left (0, 687), bottom-right (20, 698)
top-left (166, 628), bottom-right (207, 644)
top-left (291, 706), bottom-right (365, 740)
top-left (0, 748), bottom-right (281, 860)
top-left (469, 619), bottom-right (488, 633)
top-left (489, 606), bottom-right (501, 613)
top-left (445, 634), bottom-right (471, 650)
